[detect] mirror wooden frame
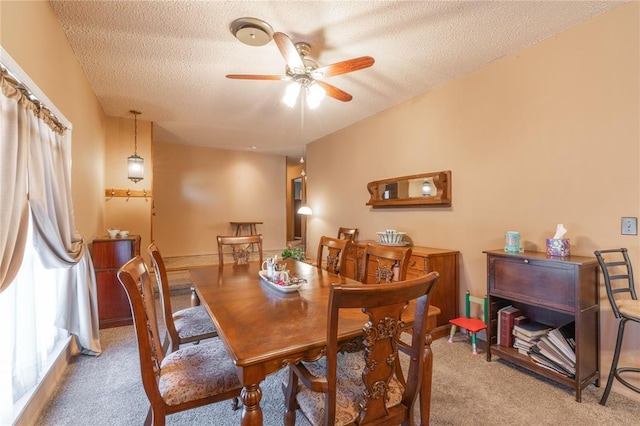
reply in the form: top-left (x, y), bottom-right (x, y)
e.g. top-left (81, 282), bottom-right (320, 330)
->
top-left (366, 170), bottom-right (451, 207)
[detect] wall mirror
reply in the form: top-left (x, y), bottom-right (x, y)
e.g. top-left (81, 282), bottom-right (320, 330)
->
top-left (366, 170), bottom-right (451, 207)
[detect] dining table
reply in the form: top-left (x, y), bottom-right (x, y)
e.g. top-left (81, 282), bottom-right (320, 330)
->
top-left (189, 258), bottom-right (440, 426)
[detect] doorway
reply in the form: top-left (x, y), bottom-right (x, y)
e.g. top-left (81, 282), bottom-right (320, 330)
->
top-left (292, 177), bottom-right (302, 240)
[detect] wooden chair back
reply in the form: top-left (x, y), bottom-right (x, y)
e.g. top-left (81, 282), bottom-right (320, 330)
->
top-left (117, 256), bottom-right (168, 404)
top-left (147, 242), bottom-right (178, 350)
top-left (284, 272), bottom-right (440, 425)
top-left (217, 235), bottom-right (263, 266)
top-left (316, 236), bottom-right (349, 275)
top-left (337, 227), bottom-right (359, 241)
top-left (360, 243), bottom-right (412, 284)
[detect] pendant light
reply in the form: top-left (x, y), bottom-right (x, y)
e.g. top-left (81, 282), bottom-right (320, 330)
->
top-left (127, 110), bottom-right (144, 183)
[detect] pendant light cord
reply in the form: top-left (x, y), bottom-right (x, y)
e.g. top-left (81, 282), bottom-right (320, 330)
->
top-left (130, 110), bottom-right (141, 155)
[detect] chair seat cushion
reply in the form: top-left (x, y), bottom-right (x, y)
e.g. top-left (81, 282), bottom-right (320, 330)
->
top-left (159, 338), bottom-right (240, 406)
top-left (618, 299), bottom-right (640, 321)
top-left (295, 351), bottom-right (404, 426)
top-left (173, 305), bottom-right (217, 339)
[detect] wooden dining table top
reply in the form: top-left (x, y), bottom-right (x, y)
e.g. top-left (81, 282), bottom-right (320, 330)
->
top-left (189, 258), bottom-right (439, 425)
top-left (190, 259), bottom-right (371, 367)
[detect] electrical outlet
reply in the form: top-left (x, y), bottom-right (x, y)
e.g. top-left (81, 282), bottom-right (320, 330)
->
top-left (621, 217), bottom-right (638, 235)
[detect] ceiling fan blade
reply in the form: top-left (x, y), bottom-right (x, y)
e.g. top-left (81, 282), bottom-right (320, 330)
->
top-left (273, 32), bottom-right (305, 73)
top-left (226, 74), bottom-right (288, 81)
top-left (313, 56), bottom-right (375, 79)
top-left (316, 81), bottom-right (353, 102)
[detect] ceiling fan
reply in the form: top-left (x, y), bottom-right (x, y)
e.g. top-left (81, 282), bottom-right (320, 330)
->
top-left (226, 32), bottom-right (375, 108)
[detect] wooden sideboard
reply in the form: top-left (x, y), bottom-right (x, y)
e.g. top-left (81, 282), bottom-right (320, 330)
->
top-left (92, 235), bottom-right (140, 329)
top-left (343, 241), bottom-right (459, 339)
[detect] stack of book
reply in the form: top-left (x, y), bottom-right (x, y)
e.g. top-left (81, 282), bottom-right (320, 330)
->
top-left (528, 322), bottom-right (576, 378)
top-left (512, 320), bottom-right (551, 354)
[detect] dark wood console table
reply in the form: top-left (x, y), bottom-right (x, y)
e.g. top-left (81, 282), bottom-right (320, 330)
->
top-left (485, 249), bottom-right (599, 402)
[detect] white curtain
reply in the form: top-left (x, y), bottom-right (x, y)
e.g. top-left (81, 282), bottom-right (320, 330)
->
top-left (0, 68), bottom-right (101, 423)
top-left (0, 73), bottom-right (29, 292)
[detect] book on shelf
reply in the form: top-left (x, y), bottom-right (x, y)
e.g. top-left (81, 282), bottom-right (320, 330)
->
top-left (496, 305), bottom-right (513, 346)
top-left (528, 352), bottom-right (573, 378)
top-left (528, 346), bottom-right (575, 378)
top-left (513, 315), bottom-right (528, 326)
top-left (547, 322), bottom-right (576, 363)
top-left (513, 337), bottom-right (536, 353)
top-left (536, 337), bottom-right (576, 374)
top-left (499, 306), bottom-right (522, 348)
top-left (513, 321), bottom-right (551, 338)
top-left (512, 328), bottom-right (543, 343)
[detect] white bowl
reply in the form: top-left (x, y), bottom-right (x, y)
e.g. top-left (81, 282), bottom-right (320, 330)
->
top-left (107, 229), bottom-right (120, 238)
top-left (390, 232), bottom-right (406, 244)
top-left (377, 231), bottom-right (406, 244)
top-left (119, 230), bottom-right (129, 238)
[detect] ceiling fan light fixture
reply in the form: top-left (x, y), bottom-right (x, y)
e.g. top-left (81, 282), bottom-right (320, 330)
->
top-left (230, 17), bottom-right (274, 47)
top-left (282, 82), bottom-right (301, 108)
top-left (306, 83), bottom-right (326, 109)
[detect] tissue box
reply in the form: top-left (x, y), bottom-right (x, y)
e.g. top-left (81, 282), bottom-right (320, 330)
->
top-left (546, 238), bottom-right (570, 257)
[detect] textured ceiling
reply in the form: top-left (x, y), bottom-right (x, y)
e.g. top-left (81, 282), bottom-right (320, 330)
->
top-left (50, 1), bottom-right (625, 158)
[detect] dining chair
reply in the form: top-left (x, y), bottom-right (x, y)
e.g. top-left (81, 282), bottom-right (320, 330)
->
top-left (117, 256), bottom-right (242, 425)
top-left (283, 272), bottom-right (440, 426)
top-left (360, 243), bottom-right (412, 284)
top-left (594, 248), bottom-right (640, 405)
top-left (337, 227), bottom-right (359, 241)
top-left (217, 234), bottom-right (263, 266)
top-left (147, 242), bottom-right (217, 352)
top-left (316, 236), bottom-right (350, 275)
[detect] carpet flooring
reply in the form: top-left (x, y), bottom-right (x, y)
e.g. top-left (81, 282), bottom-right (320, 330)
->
top-left (35, 291), bottom-right (640, 425)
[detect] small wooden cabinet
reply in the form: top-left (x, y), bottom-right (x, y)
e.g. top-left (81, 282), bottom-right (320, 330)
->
top-left (485, 249), bottom-right (599, 402)
top-left (344, 242), bottom-right (459, 339)
top-left (92, 236), bottom-right (140, 329)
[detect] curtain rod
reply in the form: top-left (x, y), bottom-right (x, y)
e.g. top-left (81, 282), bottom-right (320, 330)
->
top-left (1, 46), bottom-right (71, 132)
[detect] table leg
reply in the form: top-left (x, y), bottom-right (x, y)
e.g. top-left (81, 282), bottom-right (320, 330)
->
top-left (250, 224), bottom-right (258, 252)
top-left (240, 383), bottom-right (263, 426)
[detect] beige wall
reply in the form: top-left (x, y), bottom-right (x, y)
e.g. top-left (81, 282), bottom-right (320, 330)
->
top-left (2, 0), bottom-right (107, 241)
top-left (152, 142), bottom-right (286, 257)
top-left (308, 3), bottom-right (639, 399)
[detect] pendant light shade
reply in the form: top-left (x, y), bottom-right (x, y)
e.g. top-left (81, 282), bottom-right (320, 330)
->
top-left (127, 110), bottom-right (144, 183)
top-left (127, 154), bottom-right (144, 183)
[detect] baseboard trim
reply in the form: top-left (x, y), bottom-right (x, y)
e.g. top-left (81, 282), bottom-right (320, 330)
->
top-left (13, 336), bottom-right (72, 426)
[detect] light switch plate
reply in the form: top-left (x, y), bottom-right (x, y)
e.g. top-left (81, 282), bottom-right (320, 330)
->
top-left (621, 217), bottom-right (638, 235)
